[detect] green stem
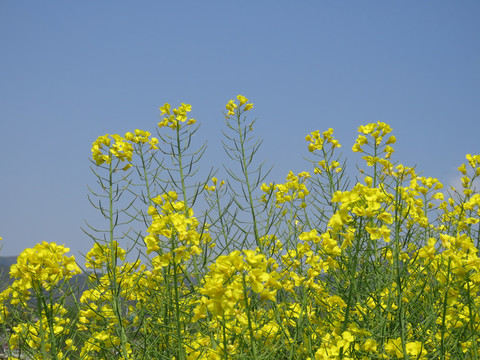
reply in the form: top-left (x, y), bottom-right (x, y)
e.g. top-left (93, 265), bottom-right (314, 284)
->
top-left (242, 273), bottom-right (258, 359)
top-left (393, 191), bottom-right (407, 359)
top-left (235, 111), bottom-right (261, 251)
top-left (222, 314), bottom-right (229, 360)
top-left (340, 220), bottom-right (362, 359)
top-left (107, 160), bottom-right (129, 360)
top-left (172, 248), bottom-right (186, 360)
top-left (139, 145), bottom-right (154, 207)
top-left (439, 259), bottom-right (451, 360)
top-left (34, 283), bottom-right (51, 360)
top-left (466, 276), bottom-right (478, 359)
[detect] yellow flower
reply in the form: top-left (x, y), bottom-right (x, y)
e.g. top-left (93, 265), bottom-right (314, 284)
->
top-left (336, 331), bottom-right (354, 349)
top-left (158, 102), bottom-right (195, 130)
top-left (249, 268), bottom-right (270, 293)
top-left (237, 95), bottom-right (248, 105)
top-left (159, 103), bottom-right (171, 115)
top-left (352, 143), bottom-right (363, 152)
top-left (385, 135), bottom-right (396, 144)
top-left (204, 177), bottom-right (225, 191)
top-left (244, 103), bottom-right (254, 111)
top-left (225, 96), bottom-right (253, 117)
top-left (65, 338), bottom-right (77, 350)
top-left (144, 234), bottom-right (160, 254)
top-left (9, 242), bottom-right (81, 289)
top-left (362, 339), bottom-right (378, 352)
top-left (243, 249), bottom-right (265, 268)
top-left (91, 134), bottom-right (134, 168)
top-left (226, 99), bottom-right (237, 115)
top-left (406, 341), bottom-right (427, 357)
top-left (147, 137), bottom-right (159, 150)
top-left (328, 209), bottom-right (350, 230)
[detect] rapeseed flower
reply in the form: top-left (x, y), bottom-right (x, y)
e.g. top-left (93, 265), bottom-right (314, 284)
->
top-left (159, 102), bottom-right (196, 129)
top-left (225, 95), bottom-right (253, 117)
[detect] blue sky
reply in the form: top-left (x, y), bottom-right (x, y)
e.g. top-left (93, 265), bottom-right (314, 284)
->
top-left (1, 1), bottom-right (479, 259)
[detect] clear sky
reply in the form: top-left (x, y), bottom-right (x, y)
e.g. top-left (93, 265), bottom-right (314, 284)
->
top-left (1, 1), bottom-right (479, 259)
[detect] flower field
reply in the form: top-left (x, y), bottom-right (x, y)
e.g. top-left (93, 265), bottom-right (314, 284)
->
top-left (1, 96), bottom-right (480, 359)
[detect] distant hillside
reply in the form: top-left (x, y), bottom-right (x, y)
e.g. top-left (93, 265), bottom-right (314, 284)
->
top-left (0, 256), bottom-right (17, 268)
top-left (0, 256), bottom-right (17, 291)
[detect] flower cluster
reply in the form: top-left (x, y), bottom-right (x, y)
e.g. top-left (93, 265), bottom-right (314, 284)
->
top-left (125, 129), bottom-right (159, 149)
top-left (91, 134), bottom-right (133, 166)
top-left (225, 94), bottom-right (253, 116)
top-left (143, 192), bottom-right (212, 274)
top-left (8, 242), bottom-right (80, 292)
top-left (189, 249), bottom-right (283, 358)
top-left (261, 171), bottom-right (311, 209)
top-left (158, 102), bottom-right (196, 130)
top-left (85, 241), bottom-right (126, 269)
top-left (91, 129), bottom-right (158, 169)
top-left (204, 176), bottom-right (225, 192)
top-left (352, 121), bottom-right (396, 158)
top-left (305, 128), bottom-right (341, 153)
